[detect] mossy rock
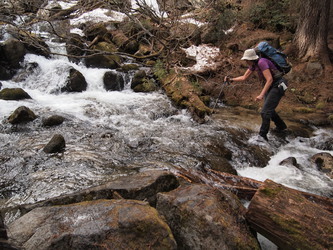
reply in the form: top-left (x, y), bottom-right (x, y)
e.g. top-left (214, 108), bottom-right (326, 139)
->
top-left (159, 72), bottom-right (212, 119)
top-left (85, 54), bottom-right (121, 69)
top-left (8, 106), bottom-right (37, 124)
top-left (94, 41), bottom-right (118, 53)
top-left (120, 64), bottom-right (139, 72)
top-left (133, 80), bottom-right (157, 93)
top-left (0, 88), bottom-right (31, 100)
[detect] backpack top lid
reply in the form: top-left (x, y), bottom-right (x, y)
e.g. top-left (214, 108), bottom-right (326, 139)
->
top-left (256, 41), bottom-right (291, 74)
top-left (257, 41), bottom-right (272, 52)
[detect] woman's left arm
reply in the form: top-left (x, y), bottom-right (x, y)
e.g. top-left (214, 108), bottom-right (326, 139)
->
top-left (255, 69), bottom-right (273, 101)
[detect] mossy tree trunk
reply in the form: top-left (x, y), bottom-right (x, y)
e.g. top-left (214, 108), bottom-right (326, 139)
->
top-left (246, 179), bottom-right (333, 250)
top-left (294, 0), bottom-right (331, 67)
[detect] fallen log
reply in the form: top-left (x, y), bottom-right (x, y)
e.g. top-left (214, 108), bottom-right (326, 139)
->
top-left (246, 179), bottom-right (333, 250)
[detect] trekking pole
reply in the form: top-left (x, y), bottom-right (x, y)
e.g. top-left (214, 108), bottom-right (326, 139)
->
top-left (212, 80), bottom-right (230, 112)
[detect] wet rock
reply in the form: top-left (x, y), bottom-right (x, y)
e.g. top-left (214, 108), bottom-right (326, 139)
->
top-left (8, 106), bottom-right (37, 124)
top-left (1, 215), bottom-right (18, 249)
top-left (85, 54), bottom-right (120, 69)
top-left (133, 79), bottom-right (158, 93)
top-left (287, 125), bottom-right (311, 138)
top-left (1, 38), bottom-right (26, 69)
top-left (0, 88), bottom-right (31, 100)
top-left (131, 70), bottom-right (147, 89)
top-left (8, 199), bottom-right (177, 250)
top-left (84, 23), bottom-right (109, 42)
top-left (61, 68), bottom-right (87, 92)
top-left (103, 71), bottom-right (125, 91)
top-left (42, 115), bottom-right (65, 127)
top-left (66, 33), bottom-right (87, 64)
top-left (279, 157), bottom-right (300, 168)
top-left (205, 156), bottom-right (237, 174)
top-left (20, 171), bottom-right (180, 213)
top-left (313, 137), bottom-right (333, 151)
top-left (0, 65), bottom-right (13, 80)
top-left (156, 184), bottom-right (260, 250)
top-left (43, 134), bottom-right (66, 153)
top-left (123, 40), bottom-right (139, 54)
top-left (0, 82), bottom-right (2, 89)
top-left (120, 63), bottom-right (139, 72)
top-left (310, 152), bottom-right (333, 179)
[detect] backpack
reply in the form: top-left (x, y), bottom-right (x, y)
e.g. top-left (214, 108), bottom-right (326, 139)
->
top-left (255, 41), bottom-right (292, 75)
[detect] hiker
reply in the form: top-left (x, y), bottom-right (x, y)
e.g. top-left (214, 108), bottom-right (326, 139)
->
top-left (225, 48), bottom-right (287, 141)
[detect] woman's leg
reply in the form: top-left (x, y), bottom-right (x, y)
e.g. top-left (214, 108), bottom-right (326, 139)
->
top-left (259, 88), bottom-right (284, 139)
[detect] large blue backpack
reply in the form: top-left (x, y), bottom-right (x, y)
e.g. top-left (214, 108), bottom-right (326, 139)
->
top-left (256, 41), bottom-right (291, 75)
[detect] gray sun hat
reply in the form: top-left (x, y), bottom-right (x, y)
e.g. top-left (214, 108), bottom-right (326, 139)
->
top-left (241, 49), bottom-right (259, 60)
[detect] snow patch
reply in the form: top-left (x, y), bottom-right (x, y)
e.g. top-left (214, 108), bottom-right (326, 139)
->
top-left (70, 8), bottom-right (127, 26)
top-left (181, 45), bottom-right (220, 73)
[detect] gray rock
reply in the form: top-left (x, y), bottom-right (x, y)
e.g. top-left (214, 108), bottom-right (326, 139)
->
top-left (8, 199), bottom-right (177, 250)
top-left (156, 184), bottom-right (260, 250)
top-left (43, 134), bottom-right (66, 153)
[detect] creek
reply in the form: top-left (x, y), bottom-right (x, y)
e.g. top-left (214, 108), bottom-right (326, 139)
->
top-left (0, 3), bottom-right (333, 249)
top-left (1, 51), bottom-right (332, 212)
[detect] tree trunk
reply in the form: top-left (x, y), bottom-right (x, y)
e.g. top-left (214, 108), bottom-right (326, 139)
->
top-left (246, 179), bottom-right (333, 250)
top-left (294, 0), bottom-right (331, 66)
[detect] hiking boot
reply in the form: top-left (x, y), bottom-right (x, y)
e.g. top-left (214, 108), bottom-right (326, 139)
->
top-left (259, 133), bottom-right (269, 141)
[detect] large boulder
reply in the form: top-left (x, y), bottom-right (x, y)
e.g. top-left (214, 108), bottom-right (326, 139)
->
top-left (8, 106), bottom-right (37, 124)
top-left (156, 184), bottom-right (260, 249)
top-left (103, 71), bottom-right (125, 91)
top-left (0, 88), bottom-right (31, 100)
top-left (43, 134), bottom-right (66, 154)
top-left (61, 68), bottom-right (87, 92)
top-left (8, 199), bottom-right (177, 250)
top-left (20, 171), bottom-right (180, 213)
top-left (1, 38), bottom-right (26, 69)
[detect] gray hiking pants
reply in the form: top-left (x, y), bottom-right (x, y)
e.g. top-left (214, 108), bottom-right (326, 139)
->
top-left (259, 79), bottom-right (287, 137)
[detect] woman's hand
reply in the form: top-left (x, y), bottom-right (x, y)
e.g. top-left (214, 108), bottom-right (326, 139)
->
top-left (255, 94), bottom-right (264, 101)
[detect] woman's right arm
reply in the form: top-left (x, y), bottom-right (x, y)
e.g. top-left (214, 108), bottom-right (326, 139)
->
top-left (230, 69), bottom-right (253, 82)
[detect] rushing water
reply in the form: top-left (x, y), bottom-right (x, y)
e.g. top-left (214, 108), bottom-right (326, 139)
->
top-left (1, 51), bottom-right (332, 211)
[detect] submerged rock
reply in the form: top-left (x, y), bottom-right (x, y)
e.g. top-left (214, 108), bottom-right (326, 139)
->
top-left (8, 199), bottom-right (177, 250)
top-left (42, 115), bottom-right (65, 127)
top-left (43, 134), bottom-right (66, 153)
top-left (8, 106), bottom-right (37, 124)
top-left (156, 184), bottom-right (260, 250)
